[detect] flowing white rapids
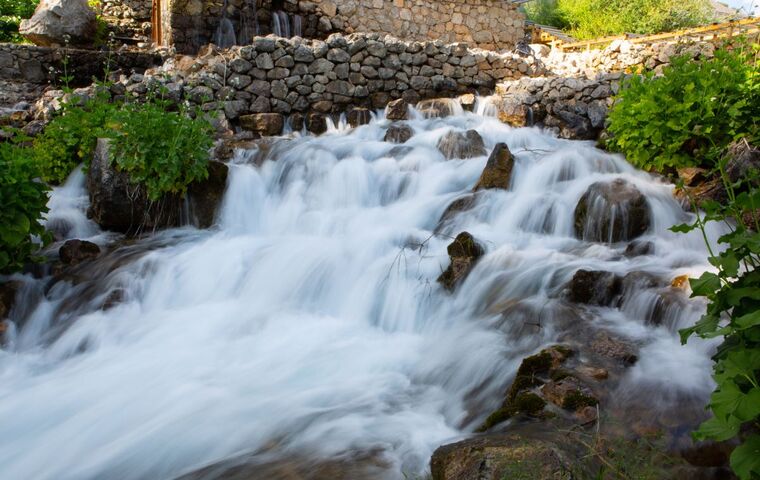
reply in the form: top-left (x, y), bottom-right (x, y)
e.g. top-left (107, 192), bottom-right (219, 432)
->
top-left (0, 108), bottom-right (725, 480)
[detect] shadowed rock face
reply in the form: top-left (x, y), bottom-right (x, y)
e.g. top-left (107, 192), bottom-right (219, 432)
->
top-left (474, 143), bottom-right (514, 191)
top-left (437, 130), bottom-right (486, 159)
top-left (59, 240), bottom-right (100, 266)
top-left (20, 0), bottom-right (97, 47)
top-left (87, 139), bottom-right (229, 235)
top-left (574, 178), bottom-right (651, 243)
top-left (437, 232), bottom-right (484, 292)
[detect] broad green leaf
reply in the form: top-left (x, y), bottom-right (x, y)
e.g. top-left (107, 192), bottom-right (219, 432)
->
top-left (730, 434), bottom-right (760, 480)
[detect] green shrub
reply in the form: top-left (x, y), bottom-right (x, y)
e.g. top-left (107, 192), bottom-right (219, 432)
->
top-left (605, 44), bottom-right (760, 172)
top-left (0, 142), bottom-right (50, 273)
top-left (109, 101), bottom-right (214, 201)
top-left (33, 96), bottom-right (117, 184)
top-left (523, 0), bottom-right (713, 40)
top-left (674, 148), bottom-right (760, 480)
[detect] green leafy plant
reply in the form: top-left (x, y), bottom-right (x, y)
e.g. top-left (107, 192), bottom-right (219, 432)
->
top-left (523, 0), bottom-right (713, 40)
top-left (108, 99), bottom-right (214, 201)
top-left (674, 146), bottom-right (760, 479)
top-left (606, 43), bottom-right (760, 172)
top-left (0, 141), bottom-right (50, 273)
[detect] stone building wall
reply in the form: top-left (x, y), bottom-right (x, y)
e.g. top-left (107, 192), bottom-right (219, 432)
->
top-left (101, 0), bottom-right (153, 40)
top-left (304, 0), bottom-right (525, 50)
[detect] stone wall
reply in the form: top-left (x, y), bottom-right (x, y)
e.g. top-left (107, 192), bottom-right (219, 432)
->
top-left (302, 0), bottom-right (525, 50)
top-left (0, 44), bottom-right (165, 86)
top-left (112, 33), bottom-right (542, 132)
top-left (101, 0), bottom-right (153, 40)
top-left (494, 73), bottom-right (622, 140)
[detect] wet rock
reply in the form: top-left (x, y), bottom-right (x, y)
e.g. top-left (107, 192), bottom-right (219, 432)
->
top-left (187, 161), bottom-right (229, 229)
top-left (437, 130), bottom-right (486, 160)
top-left (437, 232), bottom-right (484, 292)
top-left (675, 178), bottom-right (728, 212)
top-left (677, 167), bottom-right (708, 187)
top-left (430, 434), bottom-right (571, 480)
top-left (437, 194), bottom-right (477, 228)
top-left (0, 281), bottom-right (21, 320)
top-left (566, 269), bottom-right (621, 306)
top-left (239, 113), bottom-right (284, 136)
top-left (416, 99), bottom-right (457, 119)
top-left (574, 179), bottom-right (651, 243)
top-left (59, 239), bottom-right (100, 266)
top-left (624, 240), bottom-right (654, 257)
top-left (385, 98), bottom-right (408, 121)
top-left (306, 112), bottom-right (328, 135)
top-left (384, 123), bottom-right (413, 144)
top-left (347, 108), bottom-right (371, 128)
top-left (590, 331), bottom-right (638, 366)
top-left (541, 377), bottom-right (598, 411)
top-left (87, 139), bottom-right (228, 234)
top-left (20, 0), bottom-right (97, 47)
top-left (473, 143), bottom-right (514, 191)
top-left (459, 93), bottom-right (476, 112)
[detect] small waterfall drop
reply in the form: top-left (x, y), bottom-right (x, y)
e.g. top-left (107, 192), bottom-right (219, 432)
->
top-left (238, 0), bottom-right (259, 44)
top-left (0, 108), bottom-right (726, 480)
top-left (272, 11), bottom-right (291, 38)
top-left (214, 0), bottom-right (237, 49)
top-left (292, 14), bottom-right (303, 37)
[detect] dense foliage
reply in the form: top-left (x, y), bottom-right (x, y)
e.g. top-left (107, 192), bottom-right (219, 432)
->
top-left (607, 42), bottom-right (760, 479)
top-left (523, 0), bottom-right (713, 40)
top-left (0, 142), bottom-right (50, 273)
top-left (605, 44), bottom-right (760, 172)
top-left (0, 0), bottom-right (38, 42)
top-left (674, 148), bottom-right (760, 480)
top-left (109, 100), bottom-right (214, 201)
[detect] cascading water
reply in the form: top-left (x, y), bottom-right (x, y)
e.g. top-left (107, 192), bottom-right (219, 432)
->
top-left (292, 14), bottom-right (303, 38)
top-left (214, 0), bottom-right (237, 49)
top-left (272, 11), bottom-right (291, 38)
top-left (238, 0), bottom-right (260, 45)
top-left (0, 107), bottom-right (724, 479)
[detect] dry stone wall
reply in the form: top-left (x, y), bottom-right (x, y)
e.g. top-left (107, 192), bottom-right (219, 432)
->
top-left (303, 0), bottom-right (525, 50)
top-left (101, 0), bottom-right (153, 40)
top-left (122, 33), bottom-right (542, 123)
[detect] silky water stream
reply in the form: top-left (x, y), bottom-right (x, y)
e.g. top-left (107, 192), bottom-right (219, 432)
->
top-left (0, 105), bottom-right (725, 479)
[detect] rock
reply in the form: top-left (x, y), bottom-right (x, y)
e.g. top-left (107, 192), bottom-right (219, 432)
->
top-left (437, 232), bottom-right (484, 292)
top-left (20, 0), bottom-right (97, 47)
top-left (87, 139), bottom-right (228, 234)
top-left (306, 113), bottom-right (327, 135)
top-left (239, 113), bottom-right (285, 136)
top-left (384, 123), bottom-right (413, 144)
top-left (590, 331), bottom-right (638, 366)
top-left (437, 130), bottom-right (486, 160)
top-left (437, 194), bottom-right (476, 228)
top-left (624, 240), bottom-right (654, 257)
top-left (677, 167), bottom-right (708, 187)
top-left (474, 143), bottom-right (514, 191)
top-left (186, 161), bottom-right (228, 229)
top-left (59, 239), bottom-right (100, 266)
top-left (416, 99), bottom-right (457, 119)
top-left (385, 98), bottom-right (408, 121)
top-left (0, 281), bottom-right (21, 320)
top-left (459, 93), bottom-right (476, 112)
top-left (430, 434), bottom-right (570, 480)
top-left (541, 377), bottom-right (598, 411)
top-left (346, 108), bottom-right (371, 128)
top-left (726, 139), bottom-right (760, 184)
top-left (566, 269), bottom-right (621, 307)
top-left (574, 179), bottom-right (651, 243)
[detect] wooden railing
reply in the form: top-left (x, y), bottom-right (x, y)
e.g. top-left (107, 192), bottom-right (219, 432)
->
top-left (554, 17), bottom-right (760, 52)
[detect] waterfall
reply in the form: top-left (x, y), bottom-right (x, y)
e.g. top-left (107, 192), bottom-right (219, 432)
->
top-left (214, 0), bottom-right (237, 49)
top-left (0, 108), bottom-right (724, 479)
top-left (292, 14), bottom-right (303, 37)
top-left (238, 0), bottom-right (259, 45)
top-left (272, 11), bottom-right (291, 38)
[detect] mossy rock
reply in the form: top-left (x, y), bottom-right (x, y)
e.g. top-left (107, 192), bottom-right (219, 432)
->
top-left (477, 392), bottom-right (547, 432)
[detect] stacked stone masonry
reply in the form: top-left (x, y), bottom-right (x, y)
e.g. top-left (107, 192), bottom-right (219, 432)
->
top-left (125, 33), bottom-right (543, 119)
top-left (101, 0), bottom-right (153, 39)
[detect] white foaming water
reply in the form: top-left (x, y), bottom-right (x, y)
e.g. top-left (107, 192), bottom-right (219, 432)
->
top-left (43, 165), bottom-right (102, 242)
top-left (0, 109), bottom-right (724, 479)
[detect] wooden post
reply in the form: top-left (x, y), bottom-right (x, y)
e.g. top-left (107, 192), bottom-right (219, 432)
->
top-left (152, 0), bottom-right (163, 46)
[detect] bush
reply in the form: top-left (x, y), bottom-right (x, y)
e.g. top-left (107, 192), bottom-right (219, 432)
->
top-left (605, 43), bottom-right (760, 172)
top-left (523, 0), bottom-right (713, 40)
top-left (32, 94), bottom-right (214, 200)
top-left (0, 0), bottom-right (39, 42)
top-left (109, 100), bottom-right (215, 201)
top-left (0, 142), bottom-right (50, 273)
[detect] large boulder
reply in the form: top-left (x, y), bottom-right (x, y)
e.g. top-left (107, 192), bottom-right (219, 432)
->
top-left (87, 139), bottom-right (229, 235)
top-left (437, 232), bottom-right (484, 292)
top-left (19, 0), bottom-right (97, 47)
top-left (473, 143), bottom-right (514, 191)
top-left (574, 179), bottom-right (650, 243)
top-left (384, 123), bottom-right (413, 144)
top-left (437, 130), bottom-right (486, 160)
top-left (566, 269), bottom-right (622, 307)
top-left (385, 99), bottom-right (408, 121)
